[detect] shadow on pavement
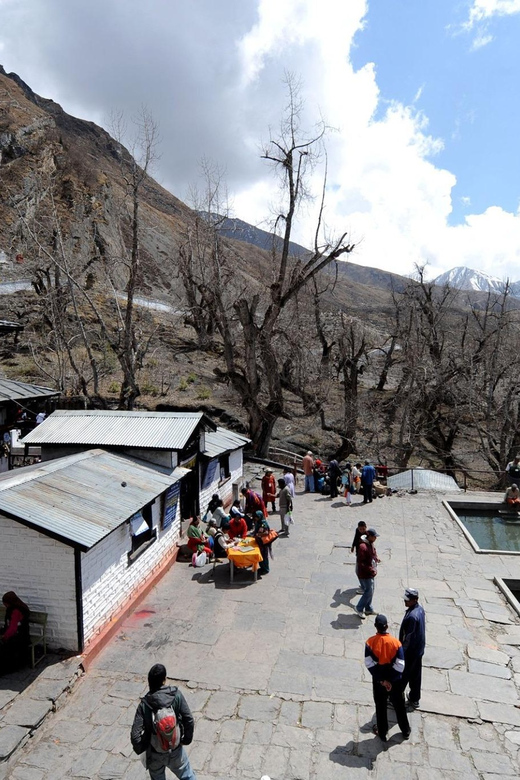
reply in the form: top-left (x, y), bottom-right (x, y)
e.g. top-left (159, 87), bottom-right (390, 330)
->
top-left (330, 612), bottom-right (362, 630)
top-left (328, 743), bottom-right (374, 770)
top-left (330, 587), bottom-right (358, 608)
top-left (190, 562), bottom-right (258, 590)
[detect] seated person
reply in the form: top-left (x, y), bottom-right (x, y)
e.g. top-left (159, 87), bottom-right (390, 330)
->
top-left (0, 591), bottom-right (30, 675)
top-left (203, 494), bottom-right (229, 527)
top-left (505, 484), bottom-right (520, 507)
top-left (228, 511), bottom-right (248, 540)
top-left (205, 518), bottom-right (218, 538)
top-left (213, 520), bottom-right (233, 559)
top-left (186, 517), bottom-right (213, 558)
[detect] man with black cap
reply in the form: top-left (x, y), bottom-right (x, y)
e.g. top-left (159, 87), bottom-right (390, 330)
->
top-left (399, 588), bottom-right (426, 709)
top-left (131, 663), bottom-right (197, 779)
top-left (365, 614), bottom-right (410, 743)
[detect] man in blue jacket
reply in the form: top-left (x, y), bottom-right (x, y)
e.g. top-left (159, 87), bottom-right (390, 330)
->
top-left (361, 460), bottom-right (376, 504)
top-left (365, 614), bottom-right (410, 743)
top-left (399, 588), bottom-right (426, 708)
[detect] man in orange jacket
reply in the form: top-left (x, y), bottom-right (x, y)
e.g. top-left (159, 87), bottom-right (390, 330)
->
top-left (364, 614), bottom-right (410, 743)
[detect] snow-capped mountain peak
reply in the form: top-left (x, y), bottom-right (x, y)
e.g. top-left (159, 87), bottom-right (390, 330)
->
top-left (434, 266), bottom-right (520, 297)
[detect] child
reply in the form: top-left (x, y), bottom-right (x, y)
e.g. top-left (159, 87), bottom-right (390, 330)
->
top-left (351, 521), bottom-right (367, 593)
top-left (341, 472), bottom-right (351, 505)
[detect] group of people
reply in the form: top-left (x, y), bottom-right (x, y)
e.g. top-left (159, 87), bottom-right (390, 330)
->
top-left (302, 452), bottom-right (381, 504)
top-left (350, 519), bottom-right (426, 742)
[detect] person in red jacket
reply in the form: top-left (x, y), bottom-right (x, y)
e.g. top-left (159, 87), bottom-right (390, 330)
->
top-left (0, 591), bottom-right (30, 674)
top-left (228, 514), bottom-right (248, 540)
top-left (261, 469), bottom-right (277, 512)
top-left (354, 528), bottom-right (380, 618)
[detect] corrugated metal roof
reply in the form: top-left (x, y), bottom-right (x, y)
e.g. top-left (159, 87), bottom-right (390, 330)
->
top-left (21, 409), bottom-right (216, 450)
top-left (0, 449), bottom-right (178, 550)
top-left (204, 427), bottom-right (250, 458)
top-left (387, 469), bottom-right (460, 492)
top-left (0, 379), bottom-right (59, 403)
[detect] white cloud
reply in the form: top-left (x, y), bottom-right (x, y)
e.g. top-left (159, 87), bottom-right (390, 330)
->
top-left (467, 0), bottom-right (520, 25)
top-left (1, 0), bottom-right (520, 282)
top-left (231, 0), bottom-right (520, 282)
top-left (471, 32), bottom-right (494, 48)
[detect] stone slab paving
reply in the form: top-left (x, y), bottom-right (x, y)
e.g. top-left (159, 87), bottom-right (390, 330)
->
top-left (2, 486), bottom-right (520, 778)
top-left (0, 657), bottom-right (81, 761)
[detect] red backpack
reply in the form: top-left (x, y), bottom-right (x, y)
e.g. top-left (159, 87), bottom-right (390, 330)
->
top-left (149, 705), bottom-right (181, 752)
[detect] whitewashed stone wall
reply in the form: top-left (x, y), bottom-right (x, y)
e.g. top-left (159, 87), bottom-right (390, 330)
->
top-left (0, 515), bottom-right (78, 649)
top-left (199, 448), bottom-right (245, 515)
top-left (80, 494), bottom-right (180, 645)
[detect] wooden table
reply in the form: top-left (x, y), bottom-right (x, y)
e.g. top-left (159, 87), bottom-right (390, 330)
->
top-left (227, 537), bottom-right (262, 583)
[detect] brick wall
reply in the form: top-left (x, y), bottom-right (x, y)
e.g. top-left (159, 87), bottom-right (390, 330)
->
top-left (199, 448), bottom-right (245, 516)
top-left (80, 492), bottom-right (180, 644)
top-left (0, 515), bottom-right (78, 649)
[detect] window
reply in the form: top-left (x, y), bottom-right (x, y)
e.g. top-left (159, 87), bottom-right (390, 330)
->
top-left (128, 502), bottom-right (157, 563)
top-left (219, 454), bottom-right (230, 484)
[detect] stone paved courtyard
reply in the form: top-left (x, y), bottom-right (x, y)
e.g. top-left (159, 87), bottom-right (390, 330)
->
top-left (2, 486), bottom-right (520, 779)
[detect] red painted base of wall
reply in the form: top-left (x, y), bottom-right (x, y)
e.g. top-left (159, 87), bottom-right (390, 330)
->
top-left (81, 545), bottom-right (180, 670)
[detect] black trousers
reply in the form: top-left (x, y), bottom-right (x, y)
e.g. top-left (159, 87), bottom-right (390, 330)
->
top-left (402, 653), bottom-right (422, 703)
top-left (372, 680), bottom-right (410, 740)
top-left (362, 483), bottom-right (373, 503)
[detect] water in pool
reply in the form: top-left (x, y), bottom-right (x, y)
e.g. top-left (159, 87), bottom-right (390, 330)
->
top-left (457, 509), bottom-right (520, 552)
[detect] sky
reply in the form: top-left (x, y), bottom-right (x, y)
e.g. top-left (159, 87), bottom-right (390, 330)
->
top-left (1, 0), bottom-right (520, 281)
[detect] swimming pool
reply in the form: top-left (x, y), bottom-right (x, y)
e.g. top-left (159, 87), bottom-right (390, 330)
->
top-left (445, 501), bottom-right (520, 555)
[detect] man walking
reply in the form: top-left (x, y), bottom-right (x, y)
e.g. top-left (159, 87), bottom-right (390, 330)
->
top-left (399, 588), bottom-right (426, 708)
top-left (365, 614), bottom-right (410, 743)
top-left (354, 528), bottom-right (379, 618)
top-left (131, 663), bottom-right (197, 780)
top-left (277, 477), bottom-right (293, 535)
top-left (302, 451), bottom-right (315, 493)
top-left (361, 460), bottom-right (376, 503)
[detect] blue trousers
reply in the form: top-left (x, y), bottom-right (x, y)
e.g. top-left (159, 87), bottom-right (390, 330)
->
top-left (304, 474), bottom-right (315, 492)
top-left (356, 578), bottom-right (375, 613)
top-left (148, 746), bottom-right (197, 780)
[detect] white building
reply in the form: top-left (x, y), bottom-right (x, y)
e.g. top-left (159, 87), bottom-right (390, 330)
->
top-left (0, 449), bottom-right (181, 652)
top-left (22, 410), bottom-right (250, 517)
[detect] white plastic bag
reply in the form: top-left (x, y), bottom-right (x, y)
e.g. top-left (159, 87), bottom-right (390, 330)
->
top-left (192, 551), bottom-right (207, 567)
top-left (287, 511), bottom-right (295, 525)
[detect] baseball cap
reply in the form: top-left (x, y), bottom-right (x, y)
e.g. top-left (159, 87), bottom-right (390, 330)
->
top-left (374, 614), bottom-right (388, 628)
top-left (404, 588), bottom-right (419, 599)
top-left (367, 528), bottom-right (379, 537)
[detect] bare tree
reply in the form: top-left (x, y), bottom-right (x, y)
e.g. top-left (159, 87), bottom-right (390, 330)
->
top-left (178, 78), bottom-right (355, 455)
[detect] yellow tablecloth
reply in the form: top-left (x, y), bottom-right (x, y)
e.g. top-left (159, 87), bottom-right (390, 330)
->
top-left (227, 537), bottom-right (262, 571)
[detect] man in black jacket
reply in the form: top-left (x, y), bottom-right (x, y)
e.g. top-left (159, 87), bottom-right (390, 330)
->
top-left (131, 664), bottom-right (197, 780)
top-left (399, 588), bottom-right (426, 708)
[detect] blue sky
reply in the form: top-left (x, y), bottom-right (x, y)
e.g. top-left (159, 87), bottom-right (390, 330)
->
top-left (352, 1), bottom-right (520, 226)
top-left (1, 0), bottom-right (520, 280)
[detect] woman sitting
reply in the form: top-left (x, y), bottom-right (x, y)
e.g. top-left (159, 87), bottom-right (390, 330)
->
top-left (186, 517), bottom-right (213, 559)
top-left (228, 512), bottom-right (248, 540)
top-left (204, 494), bottom-right (229, 527)
top-left (0, 591), bottom-right (30, 675)
top-left (505, 484), bottom-right (520, 508)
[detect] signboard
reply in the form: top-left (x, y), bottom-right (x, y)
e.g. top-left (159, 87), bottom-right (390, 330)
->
top-left (202, 459), bottom-right (218, 489)
top-left (162, 483), bottom-right (179, 530)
